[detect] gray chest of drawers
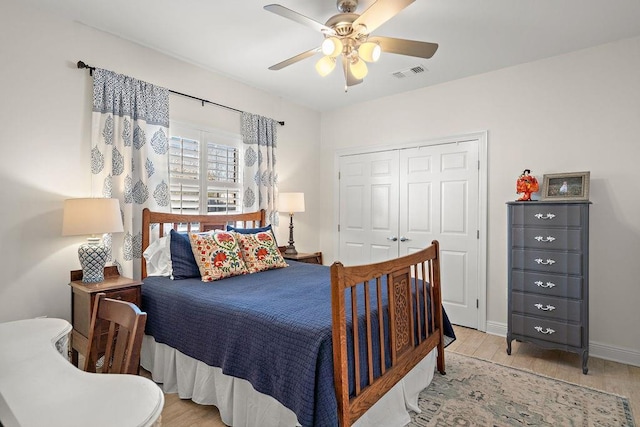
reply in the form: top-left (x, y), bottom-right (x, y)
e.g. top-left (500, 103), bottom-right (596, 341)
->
top-left (507, 201), bottom-right (590, 374)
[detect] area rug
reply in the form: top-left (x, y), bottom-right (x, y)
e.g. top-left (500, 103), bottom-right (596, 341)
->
top-left (408, 352), bottom-right (635, 427)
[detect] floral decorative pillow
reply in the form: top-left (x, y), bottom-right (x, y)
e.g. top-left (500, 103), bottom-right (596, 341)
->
top-left (235, 230), bottom-right (288, 273)
top-left (188, 231), bottom-right (247, 282)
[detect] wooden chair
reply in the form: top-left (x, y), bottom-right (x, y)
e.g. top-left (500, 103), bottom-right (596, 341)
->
top-left (83, 292), bottom-right (147, 375)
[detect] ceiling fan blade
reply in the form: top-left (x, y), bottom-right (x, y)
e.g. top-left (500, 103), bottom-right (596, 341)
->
top-left (264, 4), bottom-right (336, 35)
top-left (352, 0), bottom-right (415, 35)
top-left (368, 36), bottom-right (438, 59)
top-left (342, 56), bottom-right (363, 87)
top-left (268, 47), bottom-right (321, 70)
top-left (269, 47), bottom-right (322, 70)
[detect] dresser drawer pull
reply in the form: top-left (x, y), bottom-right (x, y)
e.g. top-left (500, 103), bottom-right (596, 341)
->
top-left (534, 258), bottom-right (556, 265)
top-left (534, 326), bottom-right (555, 335)
top-left (534, 303), bottom-right (556, 311)
top-left (534, 213), bottom-right (556, 220)
top-left (534, 236), bottom-right (556, 242)
top-left (534, 280), bottom-right (556, 289)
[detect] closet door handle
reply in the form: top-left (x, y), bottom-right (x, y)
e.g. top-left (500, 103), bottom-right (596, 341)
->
top-left (387, 236), bottom-right (398, 242)
top-left (399, 236), bottom-right (410, 242)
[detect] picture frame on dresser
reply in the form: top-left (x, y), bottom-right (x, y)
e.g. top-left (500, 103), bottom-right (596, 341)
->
top-left (541, 171), bottom-right (590, 201)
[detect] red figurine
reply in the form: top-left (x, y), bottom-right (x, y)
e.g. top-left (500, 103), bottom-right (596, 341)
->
top-left (516, 169), bottom-right (539, 201)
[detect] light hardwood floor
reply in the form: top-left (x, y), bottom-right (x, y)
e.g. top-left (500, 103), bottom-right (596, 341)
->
top-left (148, 325), bottom-right (639, 426)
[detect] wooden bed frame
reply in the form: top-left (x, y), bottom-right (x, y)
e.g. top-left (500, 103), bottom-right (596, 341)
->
top-left (141, 208), bottom-right (446, 427)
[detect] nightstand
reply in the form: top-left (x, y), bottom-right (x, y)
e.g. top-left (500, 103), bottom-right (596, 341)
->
top-left (68, 266), bottom-right (142, 368)
top-left (282, 251), bottom-right (323, 265)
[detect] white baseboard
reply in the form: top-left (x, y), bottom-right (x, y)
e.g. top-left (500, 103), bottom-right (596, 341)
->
top-left (483, 321), bottom-right (640, 367)
top-left (485, 321), bottom-right (507, 337)
top-left (589, 341), bottom-right (640, 367)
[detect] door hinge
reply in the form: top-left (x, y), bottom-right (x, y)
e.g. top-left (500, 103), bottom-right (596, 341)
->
top-left (477, 230), bottom-right (480, 239)
top-left (338, 171), bottom-right (341, 180)
top-left (477, 160), bottom-right (480, 170)
top-left (476, 299), bottom-right (479, 309)
top-left (338, 224), bottom-right (340, 232)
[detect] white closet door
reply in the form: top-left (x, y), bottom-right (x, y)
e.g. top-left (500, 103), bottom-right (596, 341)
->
top-left (338, 138), bottom-right (482, 329)
top-left (338, 150), bottom-right (399, 266)
top-left (398, 141), bottom-right (480, 328)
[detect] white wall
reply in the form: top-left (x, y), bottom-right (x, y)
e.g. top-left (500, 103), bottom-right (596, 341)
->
top-left (0, 1), bottom-right (321, 323)
top-left (319, 36), bottom-right (640, 364)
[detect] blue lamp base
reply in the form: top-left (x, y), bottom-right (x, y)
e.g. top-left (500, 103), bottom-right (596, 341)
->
top-left (78, 238), bottom-right (108, 283)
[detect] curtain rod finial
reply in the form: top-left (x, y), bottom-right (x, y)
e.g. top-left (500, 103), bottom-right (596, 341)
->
top-left (77, 60), bottom-right (95, 76)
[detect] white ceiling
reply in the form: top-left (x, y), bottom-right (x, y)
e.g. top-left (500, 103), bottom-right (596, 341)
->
top-left (26, 0), bottom-right (640, 112)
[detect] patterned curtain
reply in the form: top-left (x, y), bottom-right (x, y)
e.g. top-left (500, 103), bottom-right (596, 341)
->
top-left (241, 112), bottom-right (279, 225)
top-left (91, 68), bottom-right (170, 279)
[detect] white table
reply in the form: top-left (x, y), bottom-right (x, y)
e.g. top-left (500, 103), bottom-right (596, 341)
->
top-left (0, 318), bottom-right (163, 427)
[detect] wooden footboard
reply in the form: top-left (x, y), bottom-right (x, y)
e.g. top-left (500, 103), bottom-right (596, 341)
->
top-left (331, 241), bottom-right (445, 427)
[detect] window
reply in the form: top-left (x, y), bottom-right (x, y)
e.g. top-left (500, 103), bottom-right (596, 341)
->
top-left (169, 123), bottom-right (242, 215)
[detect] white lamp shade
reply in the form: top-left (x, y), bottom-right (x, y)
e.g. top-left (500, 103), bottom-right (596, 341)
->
top-left (359, 42), bottom-right (381, 62)
top-left (62, 198), bottom-right (124, 236)
top-left (350, 58), bottom-right (368, 80)
top-left (279, 192), bottom-right (305, 214)
top-left (315, 56), bottom-right (336, 77)
top-left (321, 37), bottom-right (343, 57)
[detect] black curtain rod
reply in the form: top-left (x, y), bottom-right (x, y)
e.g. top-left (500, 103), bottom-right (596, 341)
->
top-left (77, 61), bottom-right (284, 126)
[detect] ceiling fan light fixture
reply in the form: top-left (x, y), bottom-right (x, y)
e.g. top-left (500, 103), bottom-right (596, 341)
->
top-left (315, 56), bottom-right (337, 77)
top-left (358, 42), bottom-right (381, 62)
top-left (321, 37), bottom-right (343, 57)
top-left (349, 58), bottom-right (368, 80)
top-left (265, 0), bottom-right (439, 89)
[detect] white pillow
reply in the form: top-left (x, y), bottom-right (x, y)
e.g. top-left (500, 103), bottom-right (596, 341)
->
top-left (143, 235), bottom-right (172, 277)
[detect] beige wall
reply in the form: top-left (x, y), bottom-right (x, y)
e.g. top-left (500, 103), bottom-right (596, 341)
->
top-left (0, 1), bottom-right (321, 323)
top-left (318, 36), bottom-right (640, 365)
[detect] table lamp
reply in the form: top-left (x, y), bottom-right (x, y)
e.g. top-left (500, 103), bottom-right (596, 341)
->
top-left (279, 192), bottom-right (305, 255)
top-left (62, 198), bottom-right (124, 283)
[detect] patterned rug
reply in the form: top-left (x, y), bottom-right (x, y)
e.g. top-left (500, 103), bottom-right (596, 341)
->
top-left (408, 352), bottom-right (635, 427)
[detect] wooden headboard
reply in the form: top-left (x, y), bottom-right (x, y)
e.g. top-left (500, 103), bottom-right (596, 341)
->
top-left (141, 208), bottom-right (266, 279)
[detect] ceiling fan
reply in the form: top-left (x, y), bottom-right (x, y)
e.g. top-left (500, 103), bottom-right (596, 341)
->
top-left (264, 0), bottom-right (438, 89)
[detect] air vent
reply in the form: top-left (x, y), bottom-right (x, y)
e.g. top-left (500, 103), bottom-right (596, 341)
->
top-left (392, 65), bottom-right (427, 79)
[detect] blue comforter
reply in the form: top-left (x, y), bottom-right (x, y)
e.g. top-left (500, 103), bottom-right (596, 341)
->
top-left (142, 261), bottom-right (455, 427)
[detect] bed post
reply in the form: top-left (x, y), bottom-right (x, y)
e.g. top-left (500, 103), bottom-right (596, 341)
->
top-left (331, 262), bottom-right (350, 427)
top-left (431, 240), bottom-right (445, 375)
top-left (259, 209), bottom-right (266, 227)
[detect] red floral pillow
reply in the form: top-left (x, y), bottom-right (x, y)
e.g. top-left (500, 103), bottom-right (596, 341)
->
top-left (235, 230), bottom-right (288, 273)
top-left (188, 232), bottom-right (247, 281)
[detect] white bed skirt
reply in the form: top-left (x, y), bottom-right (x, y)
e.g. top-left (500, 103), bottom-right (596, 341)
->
top-left (141, 335), bottom-right (436, 427)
